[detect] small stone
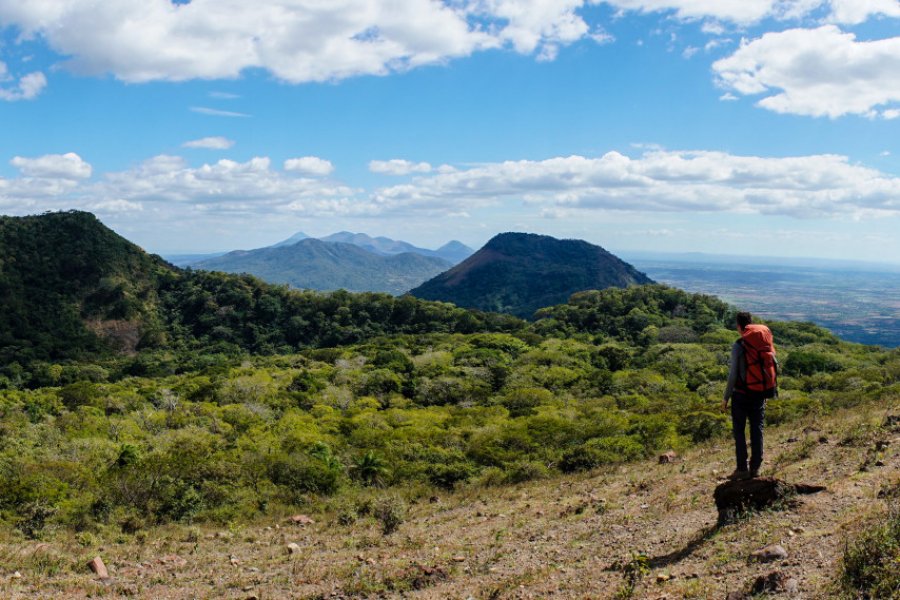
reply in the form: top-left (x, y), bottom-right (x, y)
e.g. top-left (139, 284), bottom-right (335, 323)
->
top-left (88, 556), bottom-right (110, 579)
top-left (286, 543), bottom-right (301, 555)
top-left (11, 571), bottom-right (22, 579)
top-left (656, 573), bottom-right (671, 582)
top-left (784, 577), bottom-right (800, 595)
top-left (725, 592), bottom-right (748, 600)
top-left (819, 436), bottom-right (829, 444)
top-left (288, 514), bottom-right (314, 525)
top-left (452, 556), bottom-right (466, 562)
top-left (229, 556), bottom-right (240, 566)
top-left (658, 450), bottom-right (678, 464)
top-left (750, 544), bottom-right (788, 563)
top-left (751, 570), bottom-right (791, 594)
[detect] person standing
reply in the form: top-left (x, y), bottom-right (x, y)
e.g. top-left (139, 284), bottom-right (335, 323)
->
top-left (722, 311), bottom-right (778, 480)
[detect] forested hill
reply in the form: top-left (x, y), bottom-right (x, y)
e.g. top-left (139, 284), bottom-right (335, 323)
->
top-left (410, 232), bottom-right (654, 318)
top-left (0, 211), bottom-right (172, 362)
top-left (0, 211), bottom-right (520, 368)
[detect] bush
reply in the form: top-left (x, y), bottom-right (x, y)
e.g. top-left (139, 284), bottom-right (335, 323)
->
top-left (373, 495), bottom-right (406, 535)
top-left (841, 505), bottom-right (900, 598)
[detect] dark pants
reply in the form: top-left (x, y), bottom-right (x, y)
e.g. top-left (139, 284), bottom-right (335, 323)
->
top-left (731, 390), bottom-right (766, 472)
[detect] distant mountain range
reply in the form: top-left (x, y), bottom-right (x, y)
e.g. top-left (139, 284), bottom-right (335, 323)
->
top-left (410, 232), bottom-right (654, 318)
top-left (194, 238), bottom-right (454, 295)
top-left (168, 232), bottom-right (473, 270)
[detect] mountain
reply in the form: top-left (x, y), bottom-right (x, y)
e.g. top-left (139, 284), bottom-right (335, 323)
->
top-left (0, 211), bottom-right (172, 360)
top-left (271, 231), bottom-right (310, 248)
top-left (0, 212), bottom-right (518, 365)
top-left (319, 231), bottom-right (473, 264)
top-left (193, 238), bottom-right (453, 295)
top-left (410, 232), bottom-right (654, 318)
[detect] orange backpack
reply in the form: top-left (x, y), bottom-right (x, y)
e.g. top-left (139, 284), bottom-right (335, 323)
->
top-left (739, 324), bottom-right (778, 398)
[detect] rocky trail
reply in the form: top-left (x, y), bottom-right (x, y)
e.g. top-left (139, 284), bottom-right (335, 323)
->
top-left (1, 399), bottom-right (898, 599)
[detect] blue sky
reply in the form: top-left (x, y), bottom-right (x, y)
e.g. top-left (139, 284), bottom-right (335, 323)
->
top-left (1, 1), bottom-right (899, 261)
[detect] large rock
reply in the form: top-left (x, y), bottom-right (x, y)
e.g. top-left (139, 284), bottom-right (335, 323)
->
top-left (87, 556), bottom-right (109, 579)
top-left (750, 544), bottom-right (788, 563)
top-left (713, 477), bottom-right (825, 523)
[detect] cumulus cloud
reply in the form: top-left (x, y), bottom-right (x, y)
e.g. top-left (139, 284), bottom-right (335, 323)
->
top-left (10, 152), bottom-right (92, 179)
top-left (283, 156), bottom-right (335, 176)
top-left (0, 0), bottom-right (613, 85)
top-left (0, 64), bottom-right (47, 101)
top-left (714, 26), bottom-right (900, 118)
top-left (369, 159), bottom-right (433, 175)
top-left (182, 136), bottom-right (235, 150)
top-left (369, 150), bottom-right (900, 218)
top-left (602, 0), bottom-right (900, 25)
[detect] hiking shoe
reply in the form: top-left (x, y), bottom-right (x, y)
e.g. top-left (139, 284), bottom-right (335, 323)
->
top-left (729, 469), bottom-right (751, 481)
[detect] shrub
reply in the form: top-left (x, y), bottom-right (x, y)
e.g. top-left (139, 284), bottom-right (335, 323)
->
top-left (841, 504), bottom-right (900, 597)
top-left (373, 495), bottom-right (406, 535)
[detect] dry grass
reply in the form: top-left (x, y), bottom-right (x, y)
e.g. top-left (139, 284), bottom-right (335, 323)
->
top-left (1, 398), bottom-right (898, 599)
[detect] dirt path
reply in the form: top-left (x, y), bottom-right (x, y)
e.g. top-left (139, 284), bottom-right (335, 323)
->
top-left (1, 400), bottom-right (898, 599)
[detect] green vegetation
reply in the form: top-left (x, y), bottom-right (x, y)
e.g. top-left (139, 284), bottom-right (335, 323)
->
top-left (1, 210), bottom-right (898, 579)
top-left (841, 495), bottom-right (900, 598)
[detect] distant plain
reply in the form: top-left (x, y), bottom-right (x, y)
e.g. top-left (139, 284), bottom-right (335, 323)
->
top-left (626, 253), bottom-right (900, 348)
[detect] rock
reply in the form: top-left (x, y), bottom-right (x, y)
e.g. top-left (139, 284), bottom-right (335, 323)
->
top-left (818, 436), bottom-right (829, 444)
top-left (713, 477), bottom-right (826, 523)
top-left (229, 555), bottom-right (240, 566)
top-left (11, 571), bottom-right (22, 579)
top-left (751, 571), bottom-right (792, 594)
top-left (452, 556), bottom-right (466, 562)
top-left (725, 592), bottom-right (749, 600)
top-left (659, 450), bottom-right (678, 464)
top-left (286, 543), bottom-right (301, 555)
top-left (786, 437), bottom-right (799, 443)
top-left (750, 544), bottom-right (788, 562)
top-left (784, 577), bottom-right (800, 595)
top-left (288, 514), bottom-right (315, 525)
top-left (87, 556), bottom-right (110, 579)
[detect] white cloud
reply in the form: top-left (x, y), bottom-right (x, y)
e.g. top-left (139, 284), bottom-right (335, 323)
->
top-left (714, 26), bottom-right (900, 118)
top-left (369, 150), bottom-right (900, 218)
top-left (827, 0), bottom-right (900, 24)
top-left (599, 0), bottom-right (900, 25)
top-left (369, 159), bottom-right (433, 176)
top-left (0, 0), bottom-right (608, 85)
top-left (10, 152), bottom-right (92, 179)
top-left (88, 199), bottom-right (144, 212)
top-left (682, 46), bottom-right (699, 58)
top-left (182, 136), bottom-right (235, 150)
top-left (283, 156), bottom-right (335, 176)
top-left (0, 64), bottom-right (46, 101)
top-left (190, 106), bottom-right (250, 118)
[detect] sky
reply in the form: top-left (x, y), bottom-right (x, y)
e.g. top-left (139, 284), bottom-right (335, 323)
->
top-left (1, 1), bottom-right (899, 262)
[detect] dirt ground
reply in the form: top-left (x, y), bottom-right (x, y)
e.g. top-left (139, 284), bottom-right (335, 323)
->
top-left (1, 398), bottom-right (898, 600)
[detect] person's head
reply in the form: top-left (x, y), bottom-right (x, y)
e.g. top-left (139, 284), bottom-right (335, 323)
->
top-left (736, 311), bottom-right (752, 332)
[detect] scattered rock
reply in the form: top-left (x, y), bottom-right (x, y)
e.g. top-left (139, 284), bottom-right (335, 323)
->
top-left (656, 573), bottom-right (671, 582)
top-left (286, 543), bottom-right (301, 555)
top-left (786, 437), bottom-right (799, 443)
top-left (288, 514), bottom-right (315, 525)
top-left (229, 555), bottom-right (240, 566)
top-left (725, 592), bottom-right (749, 600)
top-left (884, 415), bottom-right (900, 431)
top-left (429, 495), bottom-right (440, 503)
top-left (818, 436), bottom-right (829, 444)
top-left (658, 450), bottom-right (679, 464)
top-left (750, 544), bottom-right (788, 563)
top-left (11, 571), bottom-right (22, 579)
top-left (452, 556), bottom-right (466, 562)
top-left (784, 577), bottom-right (800, 595)
top-left (88, 556), bottom-right (110, 579)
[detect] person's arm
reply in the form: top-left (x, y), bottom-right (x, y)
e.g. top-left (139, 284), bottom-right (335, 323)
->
top-left (722, 342), bottom-right (742, 409)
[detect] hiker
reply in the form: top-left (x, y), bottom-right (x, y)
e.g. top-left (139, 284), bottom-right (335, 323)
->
top-left (722, 311), bottom-right (778, 480)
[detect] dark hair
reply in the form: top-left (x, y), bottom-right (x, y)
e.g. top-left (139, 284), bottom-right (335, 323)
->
top-left (736, 312), bottom-right (752, 330)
